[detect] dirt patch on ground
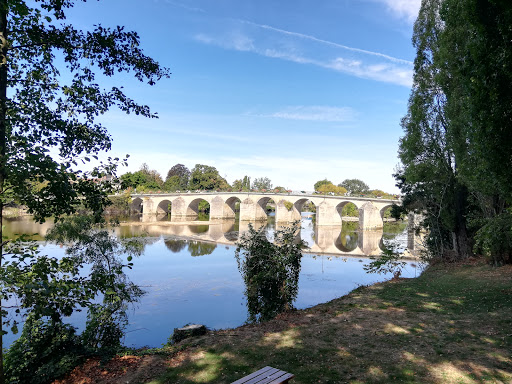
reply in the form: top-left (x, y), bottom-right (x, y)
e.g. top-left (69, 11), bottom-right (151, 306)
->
top-left (53, 355), bottom-right (168, 384)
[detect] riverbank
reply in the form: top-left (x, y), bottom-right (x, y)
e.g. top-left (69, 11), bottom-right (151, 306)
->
top-left (54, 260), bottom-right (512, 384)
top-left (3, 206), bottom-right (29, 217)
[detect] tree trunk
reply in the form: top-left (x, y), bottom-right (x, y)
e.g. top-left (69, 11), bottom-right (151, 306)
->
top-left (452, 226), bottom-right (471, 259)
top-left (452, 183), bottom-right (472, 260)
top-left (0, 1), bottom-right (8, 382)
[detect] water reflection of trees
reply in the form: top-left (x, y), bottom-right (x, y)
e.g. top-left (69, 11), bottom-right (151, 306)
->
top-left (188, 225), bottom-right (209, 234)
top-left (382, 221), bottom-right (408, 238)
top-left (336, 233), bottom-right (358, 252)
top-left (164, 239), bottom-right (188, 253)
top-left (335, 221), bottom-right (359, 252)
top-left (187, 241), bottom-right (216, 257)
top-left (163, 239), bottom-right (217, 256)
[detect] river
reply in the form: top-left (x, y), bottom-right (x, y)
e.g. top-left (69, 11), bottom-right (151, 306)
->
top-left (2, 214), bottom-right (423, 348)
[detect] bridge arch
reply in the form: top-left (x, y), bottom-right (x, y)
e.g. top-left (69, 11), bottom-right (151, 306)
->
top-left (256, 196), bottom-right (276, 221)
top-left (130, 197), bottom-right (143, 213)
top-left (156, 199), bottom-right (172, 215)
top-left (187, 198), bottom-right (210, 221)
top-left (335, 201), bottom-right (361, 221)
top-left (379, 204), bottom-right (394, 220)
top-left (223, 196), bottom-right (241, 220)
top-left (293, 198), bottom-right (316, 214)
top-left (288, 198), bottom-right (315, 225)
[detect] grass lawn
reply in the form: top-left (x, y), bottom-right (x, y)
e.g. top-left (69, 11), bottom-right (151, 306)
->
top-left (56, 260), bottom-right (512, 384)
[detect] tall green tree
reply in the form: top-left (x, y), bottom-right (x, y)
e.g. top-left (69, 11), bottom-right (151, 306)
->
top-left (314, 179), bottom-right (332, 191)
top-left (437, 0), bottom-right (512, 264)
top-left (398, 0), bottom-right (512, 263)
top-left (396, 0), bottom-right (472, 260)
top-left (188, 164), bottom-right (229, 190)
top-left (120, 164), bottom-right (164, 191)
top-left (252, 176), bottom-right (272, 191)
top-left (242, 175), bottom-right (251, 191)
top-left (139, 163), bottom-right (164, 188)
top-left (165, 163), bottom-right (190, 191)
top-left (339, 179), bottom-right (369, 195)
top-left (232, 178), bottom-right (243, 190)
top-left (0, 0), bottom-right (169, 380)
top-left (439, 0), bottom-right (512, 202)
top-left (120, 170), bottom-right (147, 190)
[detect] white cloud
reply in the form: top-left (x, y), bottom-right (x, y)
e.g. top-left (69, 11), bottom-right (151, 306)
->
top-left (243, 21), bottom-right (412, 65)
top-left (196, 32), bottom-right (255, 52)
top-left (229, 33), bottom-right (255, 52)
top-left (262, 106), bottom-right (357, 122)
top-left (195, 21), bottom-right (413, 87)
top-left (326, 57), bottom-right (413, 87)
top-left (261, 48), bottom-right (413, 87)
top-left (376, 0), bottom-right (421, 24)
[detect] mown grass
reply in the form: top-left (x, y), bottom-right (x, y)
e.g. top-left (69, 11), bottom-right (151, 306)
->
top-left (145, 261), bottom-right (512, 384)
top-left (59, 261), bottom-right (511, 384)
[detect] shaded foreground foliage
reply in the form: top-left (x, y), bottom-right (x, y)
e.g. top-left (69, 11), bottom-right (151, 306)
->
top-left (136, 261), bottom-right (512, 384)
top-left (0, 0), bottom-right (169, 382)
top-left (3, 216), bottom-right (145, 384)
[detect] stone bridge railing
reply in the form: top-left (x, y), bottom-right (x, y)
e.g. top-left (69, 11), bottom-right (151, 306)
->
top-left (129, 192), bottom-right (399, 230)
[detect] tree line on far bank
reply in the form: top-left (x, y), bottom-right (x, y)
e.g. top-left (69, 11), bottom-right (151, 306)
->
top-left (313, 178), bottom-right (397, 199)
top-left (118, 163), bottom-right (396, 198)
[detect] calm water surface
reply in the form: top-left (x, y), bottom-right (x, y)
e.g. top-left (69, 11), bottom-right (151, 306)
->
top-left (3, 215), bottom-right (422, 348)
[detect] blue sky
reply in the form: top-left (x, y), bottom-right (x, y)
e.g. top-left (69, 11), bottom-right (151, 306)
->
top-left (67, 0), bottom-right (421, 192)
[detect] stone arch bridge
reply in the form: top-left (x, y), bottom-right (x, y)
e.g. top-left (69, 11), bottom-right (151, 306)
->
top-left (130, 192), bottom-right (399, 230)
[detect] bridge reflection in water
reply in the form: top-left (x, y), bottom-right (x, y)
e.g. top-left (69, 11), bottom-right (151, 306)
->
top-left (116, 215), bottom-right (419, 258)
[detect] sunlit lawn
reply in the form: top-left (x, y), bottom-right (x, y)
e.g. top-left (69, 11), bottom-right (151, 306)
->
top-left (148, 261), bottom-right (512, 384)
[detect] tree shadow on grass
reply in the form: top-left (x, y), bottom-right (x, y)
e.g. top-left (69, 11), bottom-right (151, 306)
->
top-left (153, 263), bottom-right (512, 383)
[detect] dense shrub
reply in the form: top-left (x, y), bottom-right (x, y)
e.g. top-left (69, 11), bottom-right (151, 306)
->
top-left (5, 317), bottom-right (85, 384)
top-left (235, 222), bottom-right (307, 322)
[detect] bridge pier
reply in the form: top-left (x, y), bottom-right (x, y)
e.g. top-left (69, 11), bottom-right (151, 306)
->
top-left (142, 197), bottom-right (155, 215)
top-left (316, 201), bottom-right (342, 226)
top-left (359, 202), bottom-right (384, 230)
top-left (141, 213), bottom-right (158, 223)
top-left (275, 199), bottom-right (301, 223)
top-left (239, 198), bottom-right (267, 222)
top-left (209, 196), bottom-right (226, 221)
top-left (170, 197), bottom-right (197, 221)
